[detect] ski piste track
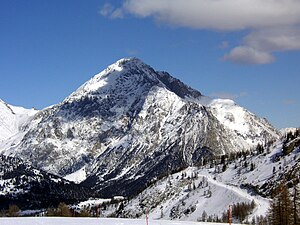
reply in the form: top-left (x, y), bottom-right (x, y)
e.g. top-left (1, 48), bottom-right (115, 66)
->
top-left (199, 171), bottom-right (270, 219)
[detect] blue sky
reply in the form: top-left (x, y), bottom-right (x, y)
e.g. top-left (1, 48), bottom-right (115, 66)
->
top-left (0, 0), bottom-right (299, 129)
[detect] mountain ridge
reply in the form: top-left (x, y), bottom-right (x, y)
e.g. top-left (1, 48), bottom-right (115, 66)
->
top-left (0, 58), bottom-right (280, 198)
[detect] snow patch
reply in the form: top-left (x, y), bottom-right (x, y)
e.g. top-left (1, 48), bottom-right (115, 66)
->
top-left (64, 167), bottom-right (87, 184)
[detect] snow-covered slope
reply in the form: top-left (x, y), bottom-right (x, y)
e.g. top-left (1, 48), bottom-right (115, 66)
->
top-left (108, 131), bottom-right (300, 223)
top-left (71, 162), bottom-right (271, 222)
top-left (0, 58), bottom-right (280, 198)
top-left (0, 99), bottom-right (37, 142)
top-left (0, 217), bottom-right (241, 225)
top-left (209, 99), bottom-right (279, 150)
top-left (119, 167), bottom-right (269, 222)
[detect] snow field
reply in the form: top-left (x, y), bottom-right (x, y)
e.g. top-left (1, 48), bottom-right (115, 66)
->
top-left (0, 217), bottom-right (241, 225)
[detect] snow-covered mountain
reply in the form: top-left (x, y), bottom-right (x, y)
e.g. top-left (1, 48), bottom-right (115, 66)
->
top-left (0, 58), bottom-right (280, 198)
top-left (0, 99), bottom-right (37, 142)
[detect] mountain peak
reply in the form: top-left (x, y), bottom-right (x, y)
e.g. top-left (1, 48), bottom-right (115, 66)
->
top-left (65, 58), bottom-right (158, 102)
top-left (115, 57), bottom-right (143, 66)
top-left (66, 57), bottom-right (205, 104)
top-left (102, 57), bottom-right (147, 74)
top-left (0, 58), bottom-right (280, 199)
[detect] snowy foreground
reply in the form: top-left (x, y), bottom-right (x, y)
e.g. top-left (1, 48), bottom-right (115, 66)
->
top-left (0, 217), bottom-right (240, 225)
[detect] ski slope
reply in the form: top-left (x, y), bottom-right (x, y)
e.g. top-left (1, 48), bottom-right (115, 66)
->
top-left (198, 170), bottom-right (270, 219)
top-left (0, 217), bottom-right (241, 225)
top-left (118, 166), bottom-right (270, 222)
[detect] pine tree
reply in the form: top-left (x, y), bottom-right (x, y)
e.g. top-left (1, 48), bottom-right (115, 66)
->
top-left (292, 185), bottom-right (300, 225)
top-left (187, 182), bottom-right (192, 191)
top-left (222, 163), bottom-right (227, 172)
top-left (202, 210), bottom-right (208, 222)
top-left (280, 184), bottom-right (293, 225)
top-left (269, 183), bottom-right (293, 225)
top-left (250, 162), bottom-right (255, 171)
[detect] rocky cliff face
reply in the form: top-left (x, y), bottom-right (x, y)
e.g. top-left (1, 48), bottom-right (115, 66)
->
top-left (1, 58), bottom-right (280, 197)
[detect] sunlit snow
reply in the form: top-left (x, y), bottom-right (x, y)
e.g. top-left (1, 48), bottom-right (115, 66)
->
top-left (0, 217), bottom-right (242, 225)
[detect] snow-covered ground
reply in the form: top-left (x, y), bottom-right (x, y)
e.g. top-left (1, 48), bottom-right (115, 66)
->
top-left (119, 166), bottom-right (270, 222)
top-left (116, 136), bottom-right (300, 222)
top-left (0, 217), bottom-right (240, 225)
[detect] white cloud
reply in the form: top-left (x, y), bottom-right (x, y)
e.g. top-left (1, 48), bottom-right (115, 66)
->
top-left (224, 27), bottom-right (300, 64)
top-left (110, 8), bottom-right (124, 19)
top-left (210, 91), bottom-right (248, 100)
top-left (122, 0), bottom-right (300, 30)
top-left (99, 3), bottom-right (114, 17)
top-left (99, 3), bottom-right (124, 19)
top-left (100, 0), bottom-right (300, 64)
top-left (223, 46), bottom-right (275, 64)
top-left (244, 27), bottom-right (300, 52)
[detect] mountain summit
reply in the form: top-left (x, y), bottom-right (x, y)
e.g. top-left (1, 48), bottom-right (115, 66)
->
top-left (66, 58), bottom-right (203, 105)
top-left (1, 58), bottom-right (280, 197)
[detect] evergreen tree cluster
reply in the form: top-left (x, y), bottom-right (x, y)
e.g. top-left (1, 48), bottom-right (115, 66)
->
top-left (46, 201), bottom-right (123, 217)
top-left (47, 202), bottom-right (73, 217)
top-left (199, 201), bottom-right (256, 223)
top-left (196, 141), bottom-right (274, 178)
top-left (268, 183), bottom-right (300, 225)
top-left (220, 201), bottom-right (256, 223)
top-left (231, 200), bottom-right (256, 222)
top-left (282, 129), bottom-right (300, 155)
top-left (0, 154), bottom-right (94, 210)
